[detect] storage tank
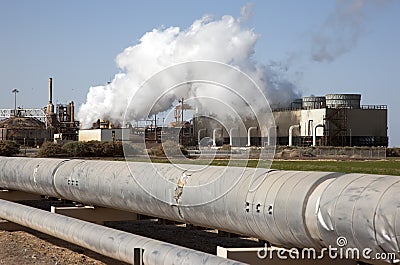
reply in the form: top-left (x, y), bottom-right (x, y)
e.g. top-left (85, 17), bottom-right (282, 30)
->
top-left (325, 94), bottom-right (361, 109)
top-left (301, 96), bottom-right (326, 109)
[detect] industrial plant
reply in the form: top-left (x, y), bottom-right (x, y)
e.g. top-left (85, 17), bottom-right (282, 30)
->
top-left (0, 78), bottom-right (389, 149)
top-left (0, 78), bottom-right (79, 146)
top-left (0, 78), bottom-right (396, 265)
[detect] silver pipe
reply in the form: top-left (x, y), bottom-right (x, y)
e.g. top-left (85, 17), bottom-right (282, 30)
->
top-left (267, 126), bottom-right (276, 146)
top-left (312, 124), bottom-right (324, 146)
top-left (229, 128), bottom-right (237, 146)
top-left (288, 124), bottom-right (300, 146)
top-left (247, 127), bottom-right (257, 146)
top-left (0, 198), bottom-right (245, 265)
top-left (198, 128), bottom-right (206, 145)
top-left (212, 128), bottom-right (221, 146)
top-left (0, 157), bottom-right (399, 264)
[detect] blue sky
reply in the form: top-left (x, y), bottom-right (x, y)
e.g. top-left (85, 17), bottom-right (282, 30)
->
top-left (0, 0), bottom-right (399, 146)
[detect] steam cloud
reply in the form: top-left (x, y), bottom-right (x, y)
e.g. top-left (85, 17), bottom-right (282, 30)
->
top-left (311, 0), bottom-right (390, 63)
top-left (78, 12), bottom-right (299, 128)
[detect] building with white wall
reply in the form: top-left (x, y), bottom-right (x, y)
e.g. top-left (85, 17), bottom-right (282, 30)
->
top-left (273, 94), bottom-right (388, 146)
top-left (78, 128), bottom-right (130, 142)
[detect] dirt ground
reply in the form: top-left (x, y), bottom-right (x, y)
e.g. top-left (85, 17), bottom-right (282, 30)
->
top-left (0, 200), bottom-right (263, 265)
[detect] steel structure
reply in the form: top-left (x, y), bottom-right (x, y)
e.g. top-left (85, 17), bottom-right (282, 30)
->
top-left (0, 157), bottom-right (399, 264)
top-left (0, 108), bottom-right (47, 122)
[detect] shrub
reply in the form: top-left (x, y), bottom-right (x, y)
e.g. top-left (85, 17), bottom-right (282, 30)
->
top-left (38, 142), bottom-right (64, 157)
top-left (123, 143), bottom-right (144, 156)
top-left (148, 141), bottom-right (188, 157)
top-left (0, 140), bottom-right (20, 156)
top-left (39, 141), bottom-right (143, 158)
top-left (62, 141), bottom-right (89, 157)
top-left (219, 144), bottom-right (231, 151)
top-left (387, 148), bottom-right (400, 157)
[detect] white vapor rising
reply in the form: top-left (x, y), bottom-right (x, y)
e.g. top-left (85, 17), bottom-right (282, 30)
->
top-left (78, 13), bottom-right (299, 128)
top-left (311, 0), bottom-right (391, 63)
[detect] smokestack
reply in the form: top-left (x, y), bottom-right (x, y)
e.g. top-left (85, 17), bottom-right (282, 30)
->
top-left (46, 77), bottom-right (54, 114)
top-left (70, 101), bottom-right (75, 123)
top-left (48, 78), bottom-right (53, 104)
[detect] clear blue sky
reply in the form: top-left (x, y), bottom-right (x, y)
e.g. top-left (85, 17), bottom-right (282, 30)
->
top-left (1, 0), bottom-right (399, 146)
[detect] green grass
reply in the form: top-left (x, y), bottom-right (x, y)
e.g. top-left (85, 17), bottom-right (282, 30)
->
top-left (270, 160), bottom-right (400, 176)
top-left (210, 159), bottom-right (400, 176)
top-left (100, 156), bottom-right (400, 176)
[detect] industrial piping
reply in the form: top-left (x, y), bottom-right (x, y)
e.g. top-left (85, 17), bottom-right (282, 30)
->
top-left (0, 198), bottom-right (244, 265)
top-left (212, 128), bottom-right (222, 146)
top-left (0, 157), bottom-right (399, 264)
top-left (247, 127), bottom-right (257, 146)
top-left (312, 124), bottom-right (324, 146)
top-left (288, 124), bottom-right (300, 146)
top-left (198, 128), bottom-right (207, 145)
top-left (229, 128), bottom-right (237, 146)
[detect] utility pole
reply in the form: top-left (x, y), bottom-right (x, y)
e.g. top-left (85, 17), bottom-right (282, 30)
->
top-left (12, 88), bottom-right (19, 116)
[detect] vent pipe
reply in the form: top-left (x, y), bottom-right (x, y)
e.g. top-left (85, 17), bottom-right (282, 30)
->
top-left (288, 124), bottom-right (300, 146)
top-left (229, 128), bottom-right (237, 146)
top-left (267, 126), bottom-right (277, 146)
top-left (212, 128), bottom-right (222, 146)
top-left (312, 124), bottom-right (324, 146)
top-left (197, 128), bottom-right (206, 146)
top-left (247, 127), bottom-right (257, 146)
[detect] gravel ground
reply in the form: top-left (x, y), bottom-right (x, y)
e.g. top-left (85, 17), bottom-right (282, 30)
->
top-left (0, 200), bottom-right (263, 264)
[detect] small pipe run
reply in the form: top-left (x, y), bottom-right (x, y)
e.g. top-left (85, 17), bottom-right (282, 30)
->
top-left (229, 128), bottom-right (237, 146)
top-left (288, 124), bottom-right (300, 146)
top-left (312, 124), bottom-right (324, 146)
top-left (197, 128), bottom-right (207, 146)
top-left (212, 128), bottom-right (222, 146)
top-left (0, 199), bottom-right (244, 265)
top-left (247, 127), bottom-right (257, 147)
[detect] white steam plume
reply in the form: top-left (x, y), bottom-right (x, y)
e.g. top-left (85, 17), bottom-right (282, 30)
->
top-left (311, 0), bottom-right (391, 63)
top-left (78, 12), bottom-right (299, 128)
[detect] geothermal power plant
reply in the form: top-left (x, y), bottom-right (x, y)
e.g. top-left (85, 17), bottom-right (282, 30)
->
top-left (0, 78), bottom-right (396, 265)
top-left (0, 78), bottom-right (388, 149)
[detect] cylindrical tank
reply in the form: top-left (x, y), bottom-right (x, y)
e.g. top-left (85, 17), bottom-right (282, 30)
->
top-left (302, 96), bottom-right (326, 109)
top-left (325, 94), bottom-right (361, 109)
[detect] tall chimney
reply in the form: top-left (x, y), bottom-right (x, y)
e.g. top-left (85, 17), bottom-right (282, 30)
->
top-left (48, 78), bottom-right (53, 104)
top-left (46, 77), bottom-right (54, 114)
top-left (70, 101), bottom-right (75, 123)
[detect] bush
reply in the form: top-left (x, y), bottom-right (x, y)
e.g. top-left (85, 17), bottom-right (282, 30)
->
top-left (123, 143), bottom-right (144, 156)
top-left (0, 140), bottom-right (20, 156)
top-left (38, 142), bottom-right (65, 157)
top-left (38, 141), bottom-right (140, 158)
top-left (148, 140), bottom-right (188, 157)
top-left (219, 144), bottom-right (231, 151)
top-left (387, 148), bottom-right (400, 157)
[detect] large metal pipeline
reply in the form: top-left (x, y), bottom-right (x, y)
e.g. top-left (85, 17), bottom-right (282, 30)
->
top-left (0, 157), bottom-right (400, 264)
top-left (0, 198), bottom-right (244, 265)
